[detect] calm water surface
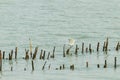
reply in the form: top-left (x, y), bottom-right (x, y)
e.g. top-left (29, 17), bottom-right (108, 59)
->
top-left (0, 0), bottom-right (120, 80)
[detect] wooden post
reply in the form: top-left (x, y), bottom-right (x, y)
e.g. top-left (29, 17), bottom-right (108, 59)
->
top-left (66, 48), bottom-right (70, 55)
top-left (89, 44), bottom-right (92, 53)
top-left (47, 52), bottom-right (50, 60)
top-left (60, 66), bottom-right (62, 70)
top-left (63, 64), bottom-right (65, 69)
top-left (82, 43), bottom-right (84, 54)
top-left (42, 61), bottom-right (47, 70)
top-left (86, 62), bottom-right (88, 68)
top-left (70, 64), bottom-right (74, 70)
top-left (114, 57), bottom-right (117, 68)
top-left (29, 38), bottom-right (32, 58)
top-left (3, 51), bottom-right (5, 59)
top-left (15, 47), bottom-right (17, 59)
top-left (97, 42), bottom-right (100, 52)
top-left (116, 42), bottom-right (119, 51)
top-left (86, 48), bottom-right (88, 53)
top-left (103, 42), bottom-right (105, 51)
top-left (25, 50), bottom-right (29, 60)
top-left (105, 38), bottom-right (108, 51)
top-left (40, 49), bottom-right (43, 59)
top-left (32, 60), bottom-right (34, 71)
top-left (0, 50), bottom-right (2, 71)
top-left (52, 46), bottom-right (55, 58)
top-left (97, 64), bottom-right (100, 68)
top-left (75, 44), bottom-right (79, 55)
top-left (63, 44), bottom-right (66, 57)
top-left (48, 64), bottom-right (51, 70)
top-left (43, 50), bottom-right (46, 60)
top-left (104, 60), bottom-right (107, 68)
top-left (11, 50), bottom-right (13, 59)
top-left (33, 46), bottom-right (38, 60)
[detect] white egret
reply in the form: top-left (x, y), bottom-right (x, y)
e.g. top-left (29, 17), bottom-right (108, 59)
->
top-left (68, 38), bottom-right (75, 49)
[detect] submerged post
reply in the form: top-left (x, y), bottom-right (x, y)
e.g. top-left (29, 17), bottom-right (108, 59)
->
top-left (114, 57), bottom-right (117, 68)
top-left (0, 50), bottom-right (2, 71)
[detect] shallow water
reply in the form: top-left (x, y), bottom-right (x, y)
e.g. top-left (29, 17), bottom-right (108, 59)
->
top-left (0, 0), bottom-right (120, 80)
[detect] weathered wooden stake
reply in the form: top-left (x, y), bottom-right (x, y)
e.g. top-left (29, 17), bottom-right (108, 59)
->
top-left (104, 60), bottom-right (107, 68)
top-left (114, 57), bottom-right (117, 68)
top-left (42, 61), bottom-right (47, 70)
top-left (89, 44), bottom-right (92, 53)
top-left (60, 66), bottom-right (62, 70)
top-left (63, 44), bottom-right (66, 57)
top-left (82, 43), bottom-right (84, 54)
top-left (86, 47), bottom-right (88, 53)
top-left (3, 51), bottom-right (5, 59)
top-left (116, 42), bottom-right (119, 51)
top-left (43, 51), bottom-right (46, 60)
top-left (70, 64), bottom-right (74, 70)
top-left (40, 49), bottom-right (43, 59)
top-left (97, 64), bottom-right (100, 68)
top-left (47, 52), bottom-right (50, 60)
top-left (33, 46), bottom-right (38, 59)
top-left (52, 46), bottom-right (55, 58)
top-left (97, 42), bottom-right (100, 52)
top-left (11, 66), bottom-right (13, 71)
top-left (25, 50), bottom-right (29, 60)
top-left (86, 62), bottom-right (88, 68)
top-left (103, 42), bottom-right (106, 51)
top-left (105, 38), bottom-right (108, 51)
top-left (15, 47), bottom-right (17, 59)
top-left (29, 38), bottom-right (32, 58)
top-left (66, 48), bottom-right (70, 55)
top-left (0, 50), bottom-right (2, 71)
top-left (48, 64), bottom-right (51, 70)
top-left (63, 64), bottom-right (65, 69)
top-left (32, 60), bottom-right (34, 71)
top-left (75, 44), bottom-right (79, 55)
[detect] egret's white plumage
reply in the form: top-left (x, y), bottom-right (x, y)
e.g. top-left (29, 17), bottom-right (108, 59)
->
top-left (68, 38), bottom-right (75, 46)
